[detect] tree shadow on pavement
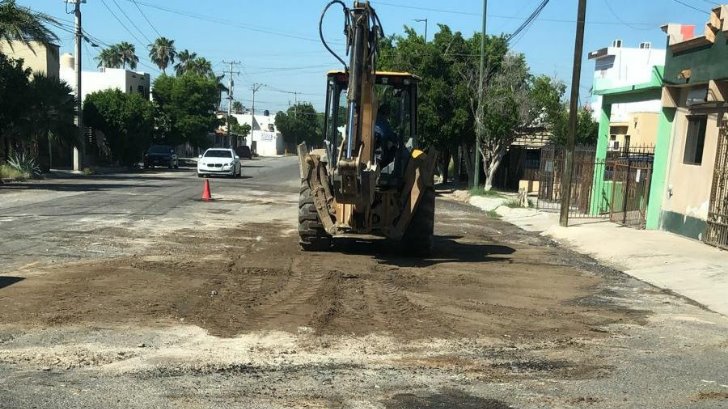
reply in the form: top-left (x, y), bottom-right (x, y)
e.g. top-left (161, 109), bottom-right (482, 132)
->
top-left (333, 234), bottom-right (515, 268)
top-left (0, 277), bottom-right (24, 290)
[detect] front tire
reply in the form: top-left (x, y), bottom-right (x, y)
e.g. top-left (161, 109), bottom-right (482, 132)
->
top-left (298, 181), bottom-right (332, 251)
top-left (401, 186), bottom-right (435, 256)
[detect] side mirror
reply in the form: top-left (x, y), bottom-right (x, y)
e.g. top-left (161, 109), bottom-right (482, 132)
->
top-left (198, 154), bottom-right (203, 158)
top-left (235, 156), bottom-right (240, 160)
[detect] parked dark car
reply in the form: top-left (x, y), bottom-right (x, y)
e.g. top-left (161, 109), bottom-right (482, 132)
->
top-left (144, 145), bottom-right (179, 169)
top-left (235, 145), bottom-right (253, 159)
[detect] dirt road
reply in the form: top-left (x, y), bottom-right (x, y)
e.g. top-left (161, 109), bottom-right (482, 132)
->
top-left (1, 158), bottom-right (727, 408)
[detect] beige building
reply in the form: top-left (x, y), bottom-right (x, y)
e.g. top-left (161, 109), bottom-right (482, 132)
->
top-left (607, 112), bottom-right (659, 151)
top-left (661, 87), bottom-right (720, 240)
top-left (0, 40), bottom-right (59, 79)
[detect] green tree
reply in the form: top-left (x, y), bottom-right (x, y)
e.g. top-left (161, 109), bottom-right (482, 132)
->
top-left (275, 103), bottom-right (320, 147)
top-left (83, 89), bottom-right (154, 165)
top-left (378, 25), bottom-right (505, 184)
top-left (185, 56), bottom-right (213, 77)
top-left (229, 121), bottom-right (251, 141)
top-left (96, 45), bottom-right (121, 69)
top-left (27, 73), bottom-right (78, 170)
top-left (0, 53), bottom-right (30, 160)
top-left (529, 76), bottom-right (597, 146)
top-left (152, 74), bottom-right (220, 147)
top-left (116, 42), bottom-right (138, 70)
top-left (148, 37), bottom-right (176, 74)
top-left (477, 54), bottom-right (533, 189)
top-left (174, 49), bottom-right (196, 76)
top-left (232, 100), bottom-right (244, 114)
top-left (0, 0), bottom-right (58, 51)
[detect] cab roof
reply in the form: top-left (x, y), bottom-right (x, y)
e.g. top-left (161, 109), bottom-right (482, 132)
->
top-left (327, 70), bottom-right (421, 81)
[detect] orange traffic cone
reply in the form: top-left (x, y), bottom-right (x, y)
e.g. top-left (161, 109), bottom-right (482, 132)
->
top-left (202, 179), bottom-right (212, 201)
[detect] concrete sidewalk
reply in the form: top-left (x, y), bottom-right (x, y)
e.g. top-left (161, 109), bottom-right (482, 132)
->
top-left (468, 195), bottom-right (728, 317)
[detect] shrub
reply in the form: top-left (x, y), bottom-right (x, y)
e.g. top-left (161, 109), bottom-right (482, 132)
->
top-left (6, 152), bottom-right (41, 179)
top-left (0, 163), bottom-right (25, 180)
top-left (470, 187), bottom-right (504, 198)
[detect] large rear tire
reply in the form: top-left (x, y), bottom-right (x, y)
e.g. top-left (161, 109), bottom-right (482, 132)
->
top-left (401, 186), bottom-right (435, 256)
top-left (298, 181), bottom-right (332, 251)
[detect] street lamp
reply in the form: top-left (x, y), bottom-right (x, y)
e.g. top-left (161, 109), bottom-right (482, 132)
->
top-left (414, 18), bottom-right (428, 42)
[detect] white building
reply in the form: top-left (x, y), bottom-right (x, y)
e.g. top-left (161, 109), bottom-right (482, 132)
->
top-left (58, 53), bottom-right (150, 102)
top-left (230, 112), bottom-right (284, 157)
top-left (589, 40), bottom-right (667, 122)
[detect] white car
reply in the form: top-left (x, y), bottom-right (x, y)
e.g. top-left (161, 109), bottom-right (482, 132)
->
top-left (197, 148), bottom-right (241, 178)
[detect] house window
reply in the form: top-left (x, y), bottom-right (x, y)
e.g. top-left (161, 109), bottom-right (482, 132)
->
top-left (683, 115), bottom-right (707, 165)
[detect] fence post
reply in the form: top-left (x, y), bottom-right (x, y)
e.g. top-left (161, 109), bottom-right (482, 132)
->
top-left (623, 157), bottom-right (631, 225)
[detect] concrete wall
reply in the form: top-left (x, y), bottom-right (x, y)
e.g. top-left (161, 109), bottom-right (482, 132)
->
top-left (664, 30), bottom-right (728, 87)
top-left (591, 45), bottom-right (666, 121)
top-left (231, 113), bottom-right (284, 156)
top-left (248, 130), bottom-right (284, 157)
top-left (0, 40), bottom-right (59, 79)
top-left (608, 112), bottom-right (659, 148)
top-left (660, 88), bottom-right (720, 239)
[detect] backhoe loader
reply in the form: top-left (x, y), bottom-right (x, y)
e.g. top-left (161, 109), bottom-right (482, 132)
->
top-left (298, 1), bottom-right (437, 254)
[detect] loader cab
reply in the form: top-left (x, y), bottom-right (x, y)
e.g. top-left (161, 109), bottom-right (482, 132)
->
top-left (323, 70), bottom-right (419, 186)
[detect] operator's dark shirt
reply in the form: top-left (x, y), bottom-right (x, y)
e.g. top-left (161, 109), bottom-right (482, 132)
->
top-left (374, 116), bottom-right (397, 167)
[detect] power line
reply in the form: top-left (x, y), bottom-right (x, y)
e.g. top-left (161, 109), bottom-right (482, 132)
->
top-left (126, 0), bottom-right (338, 44)
top-left (51, 17), bottom-right (161, 73)
top-left (508, 0), bottom-right (550, 42)
top-left (603, 0), bottom-right (655, 31)
top-left (99, 0), bottom-right (147, 46)
top-left (129, 0), bottom-right (162, 38)
top-left (109, 0), bottom-right (153, 43)
top-left (371, 0), bottom-right (661, 27)
top-left (673, 0), bottom-right (710, 13)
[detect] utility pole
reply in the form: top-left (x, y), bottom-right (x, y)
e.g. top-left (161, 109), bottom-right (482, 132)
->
top-left (250, 83), bottom-right (264, 144)
top-left (222, 60), bottom-right (241, 148)
top-left (560, 0), bottom-right (588, 227)
top-left (70, 0), bottom-right (85, 171)
top-left (474, 0), bottom-right (487, 189)
top-left (414, 18), bottom-right (428, 42)
top-left (292, 91), bottom-right (300, 118)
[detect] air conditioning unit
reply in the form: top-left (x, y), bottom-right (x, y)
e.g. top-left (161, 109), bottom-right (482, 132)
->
top-left (639, 42), bottom-right (652, 49)
top-left (608, 140), bottom-right (620, 151)
top-left (612, 39), bottom-right (623, 48)
top-left (686, 86), bottom-right (709, 106)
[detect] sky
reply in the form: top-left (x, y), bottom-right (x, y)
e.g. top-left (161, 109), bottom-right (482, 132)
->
top-left (25, 0), bottom-right (716, 113)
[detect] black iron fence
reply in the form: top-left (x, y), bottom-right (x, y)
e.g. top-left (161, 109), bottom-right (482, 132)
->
top-left (537, 145), bottom-right (654, 228)
top-left (705, 120), bottom-right (728, 249)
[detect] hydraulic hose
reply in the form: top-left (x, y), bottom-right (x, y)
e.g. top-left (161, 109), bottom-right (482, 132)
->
top-left (319, 0), bottom-right (349, 70)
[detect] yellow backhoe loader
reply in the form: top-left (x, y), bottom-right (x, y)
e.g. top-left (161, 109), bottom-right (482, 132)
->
top-left (298, 1), bottom-right (437, 254)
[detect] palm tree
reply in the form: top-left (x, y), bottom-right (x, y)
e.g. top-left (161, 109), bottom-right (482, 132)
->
top-left (0, 0), bottom-right (58, 51)
top-left (116, 42), bottom-right (138, 70)
top-left (185, 56), bottom-right (213, 77)
top-left (27, 73), bottom-right (78, 170)
top-left (96, 45), bottom-right (122, 69)
top-left (232, 101), bottom-right (243, 114)
top-left (148, 37), bottom-right (176, 74)
top-left (174, 49), bottom-right (196, 76)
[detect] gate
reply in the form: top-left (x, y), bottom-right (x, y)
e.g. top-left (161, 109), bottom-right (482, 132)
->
top-left (705, 119), bottom-right (728, 249)
top-left (537, 145), bottom-right (654, 225)
top-left (608, 149), bottom-right (654, 229)
top-left (537, 146), bottom-right (609, 219)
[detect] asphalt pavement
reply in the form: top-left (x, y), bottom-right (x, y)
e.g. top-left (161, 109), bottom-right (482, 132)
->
top-left (1, 156), bottom-right (728, 408)
top-left (0, 156), bottom-right (299, 273)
